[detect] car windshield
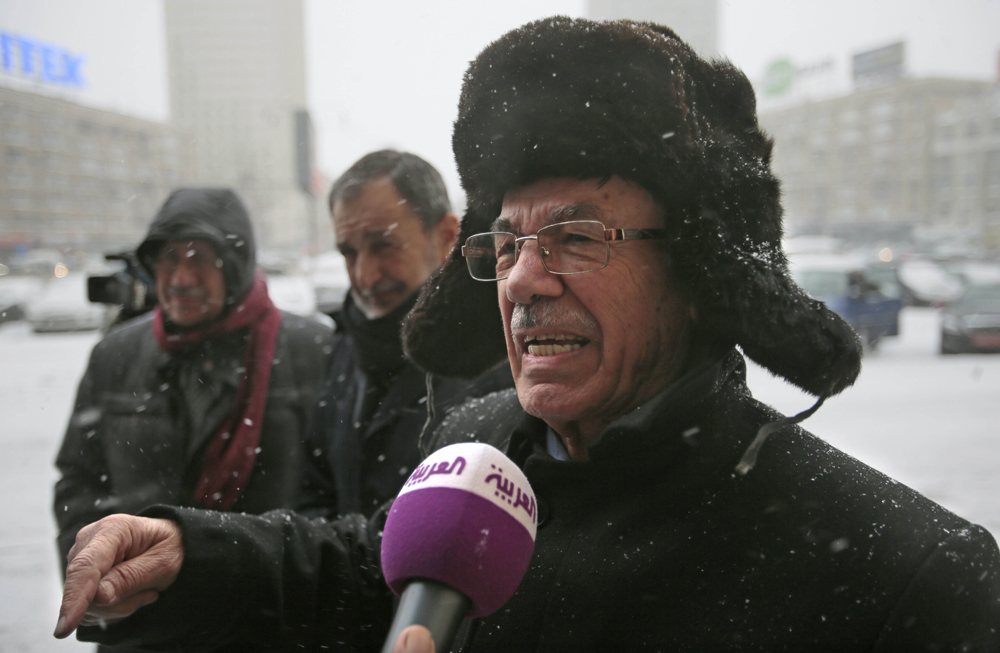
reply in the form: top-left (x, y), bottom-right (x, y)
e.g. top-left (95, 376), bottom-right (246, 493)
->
top-left (793, 270), bottom-right (850, 298)
top-left (957, 285), bottom-right (1000, 312)
top-left (864, 267), bottom-right (900, 298)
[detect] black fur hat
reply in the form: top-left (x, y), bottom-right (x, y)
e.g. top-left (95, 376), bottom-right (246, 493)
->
top-left (403, 16), bottom-right (861, 398)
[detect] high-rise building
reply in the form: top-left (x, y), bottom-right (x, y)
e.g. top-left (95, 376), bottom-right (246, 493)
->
top-left (164, 0), bottom-right (317, 251)
top-left (759, 78), bottom-right (1000, 247)
top-left (587, 0), bottom-right (718, 56)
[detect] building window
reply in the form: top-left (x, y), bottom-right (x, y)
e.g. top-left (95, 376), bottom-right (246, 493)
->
top-left (7, 168), bottom-right (33, 188)
top-left (5, 127), bottom-right (32, 147)
top-left (10, 192), bottom-right (37, 211)
top-left (873, 121), bottom-right (893, 141)
top-left (933, 157), bottom-right (953, 192)
top-left (872, 102), bottom-right (894, 120)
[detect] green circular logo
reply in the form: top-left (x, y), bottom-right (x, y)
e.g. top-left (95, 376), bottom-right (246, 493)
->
top-left (764, 59), bottom-right (795, 96)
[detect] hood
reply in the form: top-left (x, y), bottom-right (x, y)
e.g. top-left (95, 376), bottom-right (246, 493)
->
top-left (137, 188), bottom-right (257, 308)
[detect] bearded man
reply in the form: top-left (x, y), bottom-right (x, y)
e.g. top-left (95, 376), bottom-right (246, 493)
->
top-left (54, 19), bottom-right (1000, 653)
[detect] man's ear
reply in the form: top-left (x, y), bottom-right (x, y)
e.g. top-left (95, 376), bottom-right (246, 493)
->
top-left (434, 212), bottom-right (461, 259)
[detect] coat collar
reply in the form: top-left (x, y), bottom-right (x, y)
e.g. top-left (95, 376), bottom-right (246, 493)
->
top-left (506, 348), bottom-right (747, 467)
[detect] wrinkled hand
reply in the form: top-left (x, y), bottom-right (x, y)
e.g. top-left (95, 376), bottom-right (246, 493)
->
top-left (54, 514), bottom-right (184, 639)
top-left (392, 625), bottom-right (435, 653)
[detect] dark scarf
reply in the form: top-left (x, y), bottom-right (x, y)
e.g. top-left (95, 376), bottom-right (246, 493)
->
top-left (340, 291), bottom-right (418, 385)
top-left (153, 270), bottom-right (282, 510)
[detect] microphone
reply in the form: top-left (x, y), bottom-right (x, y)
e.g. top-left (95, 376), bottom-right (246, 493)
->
top-left (379, 442), bottom-right (538, 653)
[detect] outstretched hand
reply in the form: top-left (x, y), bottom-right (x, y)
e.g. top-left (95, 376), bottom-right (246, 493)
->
top-left (54, 514), bottom-right (184, 639)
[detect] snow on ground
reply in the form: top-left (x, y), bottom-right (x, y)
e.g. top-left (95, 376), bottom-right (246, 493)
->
top-left (0, 322), bottom-right (96, 653)
top-left (746, 307), bottom-right (1000, 536)
top-left (0, 307), bottom-right (997, 651)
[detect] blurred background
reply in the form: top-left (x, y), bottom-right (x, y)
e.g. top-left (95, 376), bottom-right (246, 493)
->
top-left (0, 1), bottom-right (998, 650)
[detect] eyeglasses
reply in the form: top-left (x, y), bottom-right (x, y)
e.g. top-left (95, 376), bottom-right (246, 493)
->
top-left (156, 243), bottom-right (223, 275)
top-left (462, 220), bottom-right (667, 281)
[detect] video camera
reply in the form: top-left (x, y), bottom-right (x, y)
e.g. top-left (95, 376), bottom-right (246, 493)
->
top-left (87, 251), bottom-right (157, 324)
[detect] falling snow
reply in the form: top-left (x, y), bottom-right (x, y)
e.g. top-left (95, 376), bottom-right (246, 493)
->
top-left (0, 306), bottom-right (998, 650)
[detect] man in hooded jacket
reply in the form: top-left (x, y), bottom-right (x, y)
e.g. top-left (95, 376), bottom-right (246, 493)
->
top-left (54, 187), bottom-right (332, 565)
top-left (55, 20), bottom-right (1000, 653)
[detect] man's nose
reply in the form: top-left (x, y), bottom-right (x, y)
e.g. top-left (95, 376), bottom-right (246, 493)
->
top-left (353, 250), bottom-right (382, 290)
top-left (168, 260), bottom-right (198, 287)
top-left (504, 239), bottom-right (564, 305)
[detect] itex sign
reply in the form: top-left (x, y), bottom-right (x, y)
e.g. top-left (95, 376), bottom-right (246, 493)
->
top-left (0, 30), bottom-right (85, 88)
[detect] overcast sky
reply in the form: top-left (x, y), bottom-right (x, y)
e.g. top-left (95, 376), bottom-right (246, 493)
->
top-left (2, 0), bottom-right (998, 203)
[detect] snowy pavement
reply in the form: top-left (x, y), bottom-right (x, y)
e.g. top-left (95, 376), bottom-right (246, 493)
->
top-left (746, 307), bottom-right (1000, 538)
top-left (1, 322), bottom-right (97, 653)
top-left (0, 307), bottom-right (997, 652)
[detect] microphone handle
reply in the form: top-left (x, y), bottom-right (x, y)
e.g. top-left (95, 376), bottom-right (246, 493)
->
top-left (380, 579), bottom-right (472, 653)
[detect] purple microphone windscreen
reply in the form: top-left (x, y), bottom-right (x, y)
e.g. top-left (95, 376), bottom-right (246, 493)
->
top-left (380, 442), bottom-right (538, 618)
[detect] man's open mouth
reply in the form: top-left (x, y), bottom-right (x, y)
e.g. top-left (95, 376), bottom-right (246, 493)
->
top-left (523, 334), bottom-right (589, 356)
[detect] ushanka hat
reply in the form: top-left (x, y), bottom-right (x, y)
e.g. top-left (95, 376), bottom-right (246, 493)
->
top-left (403, 16), bottom-right (861, 404)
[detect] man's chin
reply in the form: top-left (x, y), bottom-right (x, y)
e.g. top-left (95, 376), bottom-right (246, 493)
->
top-left (354, 301), bottom-right (388, 320)
top-left (165, 305), bottom-right (218, 328)
top-left (353, 292), bottom-right (403, 320)
top-left (515, 379), bottom-right (589, 422)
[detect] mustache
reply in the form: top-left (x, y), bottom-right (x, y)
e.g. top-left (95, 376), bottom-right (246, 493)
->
top-left (165, 286), bottom-right (209, 300)
top-left (511, 300), bottom-right (598, 333)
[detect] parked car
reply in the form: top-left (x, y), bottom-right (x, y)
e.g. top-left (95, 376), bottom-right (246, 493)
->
top-left (938, 260), bottom-right (1000, 289)
top-left (0, 274), bottom-right (45, 324)
top-left (791, 254), bottom-right (902, 349)
top-left (25, 274), bottom-right (113, 333)
top-left (896, 259), bottom-right (964, 306)
top-left (939, 284), bottom-right (1000, 354)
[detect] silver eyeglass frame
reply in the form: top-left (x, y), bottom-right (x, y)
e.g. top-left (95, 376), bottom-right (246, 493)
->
top-left (461, 220), bottom-right (667, 281)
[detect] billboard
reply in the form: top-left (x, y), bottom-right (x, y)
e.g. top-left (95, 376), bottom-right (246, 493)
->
top-left (852, 41), bottom-right (905, 89)
top-left (0, 30), bottom-right (85, 89)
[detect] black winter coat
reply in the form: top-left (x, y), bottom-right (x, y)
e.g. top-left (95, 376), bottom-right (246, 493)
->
top-left (54, 310), bottom-right (333, 561)
top-left (295, 328), bottom-right (514, 519)
top-left (79, 350), bottom-right (1000, 652)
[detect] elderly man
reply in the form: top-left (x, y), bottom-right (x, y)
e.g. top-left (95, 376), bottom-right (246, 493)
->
top-left (54, 188), bottom-right (332, 558)
top-left (297, 150), bottom-right (511, 519)
top-left (55, 19), bottom-right (999, 653)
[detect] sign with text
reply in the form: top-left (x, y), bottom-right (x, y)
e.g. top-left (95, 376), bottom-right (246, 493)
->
top-left (0, 29), bottom-right (86, 88)
top-left (853, 41), bottom-right (904, 89)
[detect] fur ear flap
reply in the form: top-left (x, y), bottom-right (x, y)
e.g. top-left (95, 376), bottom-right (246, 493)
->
top-left (696, 274), bottom-right (863, 398)
top-left (403, 211), bottom-right (508, 378)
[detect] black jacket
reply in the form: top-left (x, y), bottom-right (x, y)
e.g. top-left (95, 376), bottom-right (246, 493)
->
top-left (54, 310), bottom-right (333, 561)
top-left (80, 349), bottom-right (1000, 652)
top-left (295, 297), bottom-right (514, 518)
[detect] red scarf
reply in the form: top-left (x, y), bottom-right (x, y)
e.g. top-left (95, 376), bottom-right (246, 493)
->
top-left (153, 270), bottom-right (282, 510)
